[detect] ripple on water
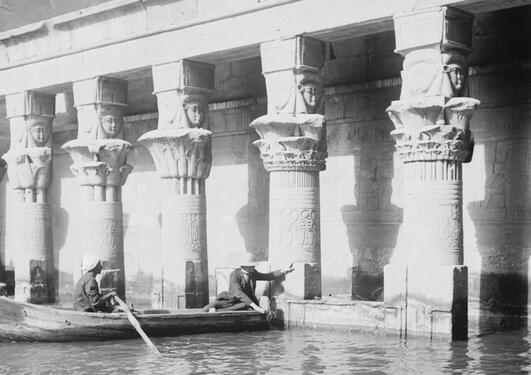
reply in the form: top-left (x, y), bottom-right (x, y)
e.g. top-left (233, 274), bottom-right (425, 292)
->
top-left (0, 329), bottom-right (529, 374)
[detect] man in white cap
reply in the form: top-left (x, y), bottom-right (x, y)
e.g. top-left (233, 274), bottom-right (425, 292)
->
top-left (73, 254), bottom-right (117, 312)
top-left (203, 253), bottom-right (294, 313)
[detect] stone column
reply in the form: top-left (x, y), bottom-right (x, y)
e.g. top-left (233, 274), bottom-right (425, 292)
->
top-left (2, 91), bottom-right (55, 303)
top-left (383, 7), bottom-right (480, 340)
top-left (139, 60), bottom-right (214, 309)
top-left (250, 36), bottom-right (326, 300)
top-left (62, 77), bottom-right (132, 300)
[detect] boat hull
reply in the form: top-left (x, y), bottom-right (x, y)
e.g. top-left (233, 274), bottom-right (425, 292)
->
top-left (0, 297), bottom-right (270, 342)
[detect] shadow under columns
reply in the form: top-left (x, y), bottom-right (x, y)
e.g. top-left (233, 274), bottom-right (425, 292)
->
top-left (340, 124), bottom-right (402, 301)
top-left (467, 134), bottom-right (530, 334)
top-left (236, 130), bottom-right (270, 263)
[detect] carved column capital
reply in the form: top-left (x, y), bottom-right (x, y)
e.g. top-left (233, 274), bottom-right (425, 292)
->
top-left (394, 7), bottom-right (474, 100)
top-left (152, 60), bottom-right (215, 130)
top-left (5, 91), bottom-right (55, 149)
top-left (3, 147), bottom-right (52, 190)
top-left (139, 128), bottom-right (212, 180)
top-left (62, 139), bottom-right (133, 187)
top-left (261, 36), bottom-right (326, 115)
top-left (253, 36), bottom-right (327, 173)
top-left (3, 91), bottom-right (55, 203)
top-left (389, 7), bottom-right (479, 164)
top-left (388, 97), bottom-right (479, 163)
top-left (140, 60), bottom-right (215, 181)
top-left (250, 113), bottom-right (327, 172)
top-left (65, 77), bottom-right (133, 193)
top-left (73, 77), bottom-right (127, 141)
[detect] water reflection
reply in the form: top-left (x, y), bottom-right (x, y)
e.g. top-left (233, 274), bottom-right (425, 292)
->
top-left (0, 329), bottom-right (529, 374)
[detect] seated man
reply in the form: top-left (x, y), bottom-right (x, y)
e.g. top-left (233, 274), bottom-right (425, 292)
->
top-left (73, 254), bottom-right (117, 313)
top-left (203, 255), bottom-right (294, 313)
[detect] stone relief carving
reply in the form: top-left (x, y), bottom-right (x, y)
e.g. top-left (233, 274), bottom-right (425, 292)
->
top-left (387, 97), bottom-right (479, 163)
top-left (276, 208), bottom-right (319, 248)
top-left (139, 128), bottom-right (212, 180)
top-left (3, 147), bottom-right (52, 191)
top-left (183, 95), bottom-right (208, 128)
top-left (65, 77), bottom-right (133, 193)
top-left (250, 114), bottom-right (327, 172)
top-left (400, 51), bottom-right (469, 100)
top-left (438, 204), bottom-right (462, 255)
top-left (27, 116), bottom-right (53, 148)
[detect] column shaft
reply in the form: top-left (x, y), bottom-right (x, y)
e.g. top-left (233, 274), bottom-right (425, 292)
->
top-left (139, 59), bottom-right (214, 309)
top-left (13, 202), bottom-right (54, 303)
top-left (63, 77), bottom-right (132, 301)
top-left (269, 171), bottom-right (321, 298)
top-left (383, 6), bottom-right (478, 340)
top-left (3, 91), bottom-right (55, 303)
top-left (82, 201), bottom-right (125, 297)
top-left (161, 192), bottom-right (208, 308)
top-left (251, 35), bottom-right (327, 300)
top-left (399, 161), bottom-right (463, 265)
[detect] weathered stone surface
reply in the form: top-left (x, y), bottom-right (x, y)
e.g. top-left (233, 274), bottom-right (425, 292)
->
top-left (384, 6), bottom-right (477, 340)
top-left (3, 91), bottom-right (55, 303)
top-left (252, 36), bottom-right (327, 300)
top-left (140, 60), bottom-right (214, 309)
top-left (62, 77), bottom-right (131, 300)
top-left (384, 264), bottom-right (467, 340)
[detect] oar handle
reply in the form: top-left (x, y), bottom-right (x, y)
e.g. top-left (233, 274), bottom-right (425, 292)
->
top-left (114, 296), bottom-right (160, 354)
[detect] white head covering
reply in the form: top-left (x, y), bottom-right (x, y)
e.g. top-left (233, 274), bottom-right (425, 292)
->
top-left (238, 252), bottom-right (256, 268)
top-left (82, 254), bottom-right (101, 273)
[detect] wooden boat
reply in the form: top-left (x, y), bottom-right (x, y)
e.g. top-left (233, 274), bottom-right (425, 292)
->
top-left (0, 297), bottom-right (271, 342)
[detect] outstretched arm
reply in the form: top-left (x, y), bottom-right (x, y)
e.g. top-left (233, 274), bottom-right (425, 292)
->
top-left (255, 264), bottom-right (295, 280)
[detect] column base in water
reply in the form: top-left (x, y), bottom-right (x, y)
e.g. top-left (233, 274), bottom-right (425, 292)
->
top-left (384, 264), bottom-right (468, 340)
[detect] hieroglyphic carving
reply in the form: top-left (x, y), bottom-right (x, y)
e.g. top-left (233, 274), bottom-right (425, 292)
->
top-left (276, 208), bottom-right (319, 248)
top-left (438, 204), bottom-right (462, 258)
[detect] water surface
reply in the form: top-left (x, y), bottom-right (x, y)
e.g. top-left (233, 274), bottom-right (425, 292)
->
top-left (1, 329), bottom-right (529, 374)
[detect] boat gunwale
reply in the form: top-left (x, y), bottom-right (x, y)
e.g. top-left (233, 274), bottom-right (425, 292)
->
top-left (0, 297), bottom-right (268, 320)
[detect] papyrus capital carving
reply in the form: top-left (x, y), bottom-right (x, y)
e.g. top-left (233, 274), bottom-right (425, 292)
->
top-left (140, 60), bottom-right (215, 181)
top-left (250, 114), bottom-right (327, 172)
top-left (389, 7), bottom-right (479, 164)
top-left (388, 97), bottom-right (479, 163)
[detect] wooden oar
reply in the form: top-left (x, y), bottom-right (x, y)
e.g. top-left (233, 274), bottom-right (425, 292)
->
top-left (114, 296), bottom-right (160, 354)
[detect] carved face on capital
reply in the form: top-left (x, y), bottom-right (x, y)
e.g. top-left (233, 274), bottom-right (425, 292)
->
top-left (98, 105), bottom-right (124, 138)
top-left (297, 74), bottom-right (322, 114)
top-left (27, 116), bottom-right (52, 147)
top-left (444, 64), bottom-right (466, 96)
top-left (183, 100), bottom-right (206, 128)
